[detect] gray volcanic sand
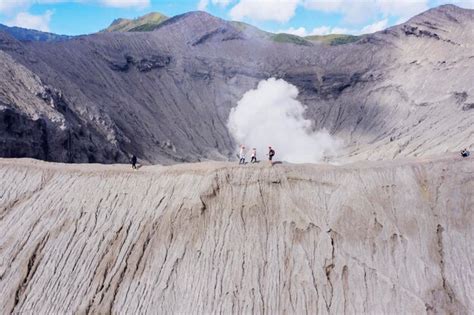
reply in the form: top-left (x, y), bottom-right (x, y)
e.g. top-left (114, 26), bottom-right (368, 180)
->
top-left (0, 155), bottom-right (472, 313)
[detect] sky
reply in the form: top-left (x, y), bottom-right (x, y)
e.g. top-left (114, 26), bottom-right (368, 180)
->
top-left (0, 0), bottom-right (472, 36)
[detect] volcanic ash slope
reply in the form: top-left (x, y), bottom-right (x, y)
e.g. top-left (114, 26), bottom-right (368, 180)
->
top-left (1, 5), bottom-right (473, 164)
top-left (0, 157), bottom-right (472, 313)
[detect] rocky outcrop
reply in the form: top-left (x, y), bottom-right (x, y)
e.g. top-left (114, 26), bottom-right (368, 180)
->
top-left (0, 50), bottom-right (126, 163)
top-left (0, 155), bottom-right (472, 313)
top-left (106, 54), bottom-right (172, 73)
top-left (101, 12), bottom-right (168, 33)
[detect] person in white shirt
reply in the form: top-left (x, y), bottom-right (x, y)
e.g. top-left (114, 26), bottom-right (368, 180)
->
top-left (250, 148), bottom-right (257, 163)
top-left (239, 145), bottom-right (246, 164)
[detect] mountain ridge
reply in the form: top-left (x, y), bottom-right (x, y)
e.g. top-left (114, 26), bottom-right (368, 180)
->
top-left (0, 23), bottom-right (71, 42)
top-left (102, 12), bottom-right (168, 32)
top-left (0, 5), bottom-right (473, 164)
top-left (100, 10), bottom-right (364, 46)
top-left (2, 4), bottom-right (471, 41)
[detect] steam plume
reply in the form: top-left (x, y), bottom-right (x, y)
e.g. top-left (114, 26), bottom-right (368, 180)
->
top-left (227, 78), bottom-right (341, 163)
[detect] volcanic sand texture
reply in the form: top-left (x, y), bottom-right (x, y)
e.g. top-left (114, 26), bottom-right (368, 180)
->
top-left (0, 156), bottom-right (472, 313)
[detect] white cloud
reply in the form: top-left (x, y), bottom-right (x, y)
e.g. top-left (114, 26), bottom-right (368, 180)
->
top-left (100, 0), bottom-right (150, 8)
top-left (303, 0), bottom-right (377, 24)
top-left (359, 18), bottom-right (388, 34)
top-left (198, 0), bottom-right (209, 10)
top-left (230, 0), bottom-right (299, 23)
top-left (310, 25), bottom-right (331, 35)
top-left (228, 0), bottom-right (432, 25)
top-left (320, 19), bottom-right (387, 35)
top-left (328, 26), bottom-right (352, 34)
top-left (0, 0), bottom-right (26, 13)
top-left (276, 26), bottom-right (308, 36)
top-left (438, 0), bottom-right (474, 9)
top-left (198, 0), bottom-right (232, 11)
top-left (375, 0), bottom-right (428, 21)
top-left (213, 0), bottom-right (232, 6)
top-left (6, 10), bottom-right (53, 31)
top-left (303, 0), bottom-right (428, 25)
top-left (302, 0), bottom-right (345, 12)
top-left (276, 19), bottom-right (388, 37)
top-left (0, 0), bottom-right (60, 13)
top-left (0, 0), bottom-right (150, 13)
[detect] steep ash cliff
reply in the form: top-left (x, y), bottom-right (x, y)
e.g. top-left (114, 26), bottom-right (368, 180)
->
top-left (0, 156), bottom-right (472, 313)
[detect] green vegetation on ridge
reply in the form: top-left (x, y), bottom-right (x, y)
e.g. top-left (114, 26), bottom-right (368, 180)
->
top-left (102, 12), bottom-right (168, 32)
top-left (102, 11), bottom-right (358, 47)
top-left (305, 34), bottom-right (360, 45)
top-left (270, 33), bottom-right (312, 46)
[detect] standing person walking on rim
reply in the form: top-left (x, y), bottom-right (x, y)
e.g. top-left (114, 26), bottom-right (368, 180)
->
top-left (267, 146), bottom-right (275, 166)
top-left (131, 154), bottom-right (138, 170)
top-left (239, 145), bottom-right (246, 165)
top-left (250, 148), bottom-right (257, 163)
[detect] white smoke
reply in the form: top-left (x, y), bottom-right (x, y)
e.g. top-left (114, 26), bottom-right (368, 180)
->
top-left (227, 78), bottom-right (341, 163)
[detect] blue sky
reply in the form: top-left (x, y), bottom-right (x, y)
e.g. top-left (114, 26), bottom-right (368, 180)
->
top-left (0, 0), bottom-right (472, 36)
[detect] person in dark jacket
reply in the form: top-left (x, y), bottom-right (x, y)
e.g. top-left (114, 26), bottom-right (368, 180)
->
top-left (267, 146), bottom-right (275, 165)
top-left (461, 148), bottom-right (470, 158)
top-left (131, 155), bottom-right (138, 170)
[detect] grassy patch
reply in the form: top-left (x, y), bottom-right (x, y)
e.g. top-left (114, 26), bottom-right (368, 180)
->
top-left (271, 33), bottom-right (312, 46)
top-left (305, 34), bottom-right (360, 45)
top-left (103, 12), bottom-right (168, 32)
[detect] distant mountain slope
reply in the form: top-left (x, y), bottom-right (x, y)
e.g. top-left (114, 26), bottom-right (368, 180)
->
top-left (102, 12), bottom-right (168, 32)
top-left (0, 24), bottom-right (71, 42)
top-left (0, 4), bottom-right (473, 164)
top-left (0, 47), bottom-right (125, 162)
top-left (102, 12), bottom-right (355, 46)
